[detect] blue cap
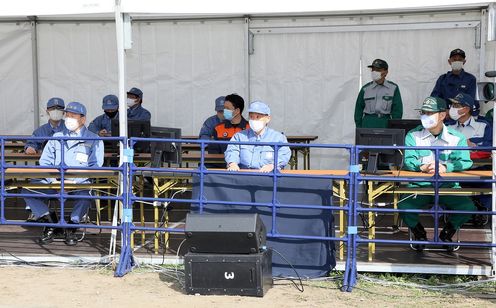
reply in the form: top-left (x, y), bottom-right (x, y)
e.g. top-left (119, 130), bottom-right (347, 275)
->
top-left (248, 101), bottom-right (271, 115)
top-left (65, 102), bottom-right (87, 116)
top-left (127, 87), bottom-right (143, 99)
top-left (46, 97), bottom-right (65, 109)
top-left (102, 94), bottom-right (119, 110)
top-left (215, 96), bottom-right (225, 111)
top-left (450, 93), bottom-right (475, 108)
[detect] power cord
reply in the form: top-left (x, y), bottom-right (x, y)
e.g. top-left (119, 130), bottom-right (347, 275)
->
top-left (269, 247), bottom-right (304, 292)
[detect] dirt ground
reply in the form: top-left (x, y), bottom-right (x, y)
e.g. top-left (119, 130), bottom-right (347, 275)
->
top-left (0, 266), bottom-right (494, 308)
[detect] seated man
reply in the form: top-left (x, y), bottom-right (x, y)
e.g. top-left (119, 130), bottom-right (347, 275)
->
top-left (199, 96), bottom-right (225, 140)
top-left (447, 93), bottom-right (492, 223)
top-left (447, 93), bottom-right (492, 148)
top-left (208, 93), bottom-right (249, 156)
top-left (25, 97), bottom-right (66, 154)
top-left (88, 94), bottom-right (119, 136)
top-left (225, 101), bottom-right (291, 172)
top-left (399, 96), bottom-right (476, 251)
top-left (127, 87), bottom-right (151, 121)
top-left (23, 102), bottom-right (104, 246)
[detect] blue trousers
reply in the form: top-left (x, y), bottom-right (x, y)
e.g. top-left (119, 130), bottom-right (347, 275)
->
top-left (22, 188), bottom-right (91, 223)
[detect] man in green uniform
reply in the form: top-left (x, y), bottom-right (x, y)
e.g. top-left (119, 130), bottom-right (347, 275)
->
top-left (399, 96), bottom-right (476, 251)
top-left (354, 59), bottom-right (403, 128)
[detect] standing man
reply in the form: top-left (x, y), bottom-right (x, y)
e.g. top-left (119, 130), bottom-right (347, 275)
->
top-left (199, 96), bottom-right (225, 140)
top-left (127, 87), bottom-right (151, 121)
top-left (354, 59), bottom-right (403, 128)
top-left (209, 93), bottom-right (249, 155)
top-left (399, 96), bottom-right (475, 251)
top-left (431, 48), bottom-right (476, 100)
top-left (23, 102), bottom-right (104, 246)
top-left (88, 94), bottom-right (119, 136)
top-left (25, 97), bottom-right (66, 154)
top-left (225, 101), bottom-right (291, 172)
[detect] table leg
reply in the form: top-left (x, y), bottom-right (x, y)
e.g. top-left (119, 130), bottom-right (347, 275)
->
top-left (339, 180), bottom-right (345, 260)
top-left (368, 181), bottom-right (375, 261)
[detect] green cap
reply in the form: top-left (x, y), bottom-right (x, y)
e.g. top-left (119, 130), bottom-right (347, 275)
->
top-left (417, 96), bottom-right (447, 112)
top-left (367, 59), bottom-right (388, 70)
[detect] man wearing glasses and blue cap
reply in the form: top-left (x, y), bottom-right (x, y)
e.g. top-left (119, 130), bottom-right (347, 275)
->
top-left (88, 94), bottom-right (119, 136)
top-left (25, 97), bottom-right (66, 154)
top-left (23, 102), bottom-right (104, 246)
top-left (199, 96), bottom-right (225, 140)
top-left (225, 101), bottom-right (291, 172)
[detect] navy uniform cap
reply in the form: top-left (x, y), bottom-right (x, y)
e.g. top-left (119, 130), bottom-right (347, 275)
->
top-left (65, 102), bottom-right (87, 116)
top-left (449, 48), bottom-right (466, 58)
top-left (47, 97), bottom-right (65, 109)
top-left (215, 96), bottom-right (225, 111)
top-left (102, 94), bottom-right (119, 110)
top-left (449, 93), bottom-right (474, 108)
top-left (127, 87), bottom-right (143, 99)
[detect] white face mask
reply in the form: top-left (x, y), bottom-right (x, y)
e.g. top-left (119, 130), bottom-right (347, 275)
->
top-left (48, 109), bottom-right (64, 121)
top-left (451, 61), bottom-right (464, 71)
top-left (420, 114), bottom-right (438, 129)
top-left (371, 71), bottom-right (382, 82)
top-left (449, 107), bottom-right (465, 121)
top-left (249, 119), bottom-right (266, 133)
top-left (127, 98), bottom-right (137, 107)
top-left (65, 117), bottom-right (80, 132)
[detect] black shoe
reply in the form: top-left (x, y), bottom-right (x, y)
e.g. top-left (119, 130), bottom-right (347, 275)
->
top-left (439, 223), bottom-right (457, 252)
top-left (64, 227), bottom-right (78, 246)
top-left (37, 215), bottom-right (55, 244)
top-left (411, 223), bottom-right (427, 251)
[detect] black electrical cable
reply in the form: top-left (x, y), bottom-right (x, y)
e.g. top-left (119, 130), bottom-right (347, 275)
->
top-left (269, 248), bottom-right (304, 292)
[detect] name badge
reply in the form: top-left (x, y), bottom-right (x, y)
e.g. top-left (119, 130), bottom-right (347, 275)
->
top-left (76, 152), bottom-right (89, 163)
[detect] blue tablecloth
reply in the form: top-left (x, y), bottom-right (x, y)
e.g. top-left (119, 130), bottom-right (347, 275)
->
top-left (191, 172), bottom-right (335, 278)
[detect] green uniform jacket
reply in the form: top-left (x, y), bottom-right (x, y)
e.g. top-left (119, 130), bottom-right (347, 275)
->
top-left (354, 80), bottom-right (403, 128)
top-left (404, 125), bottom-right (472, 187)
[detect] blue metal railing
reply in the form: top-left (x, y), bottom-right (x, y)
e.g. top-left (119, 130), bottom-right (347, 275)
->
top-left (1, 134), bottom-right (495, 292)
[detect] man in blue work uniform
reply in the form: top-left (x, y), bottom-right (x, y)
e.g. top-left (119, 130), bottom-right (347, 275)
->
top-left (447, 93), bottom-right (492, 225)
top-left (25, 97), bottom-right (66, 154)
top-left (199, 96), bottom-right (225, 140)
top-left (431, 48), bottom-right (477, 100)
top-left (23, 102), bottom-right (104, 246)
top-left (88, 94), bottom-right (119, 136)
top-left (225, 101), bottom-right (291, 172)
top-left (127, 87), bottom-right (151, 121)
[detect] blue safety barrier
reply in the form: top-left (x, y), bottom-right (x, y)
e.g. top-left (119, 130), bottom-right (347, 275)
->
top-left (1, 134), bottom-right (495, 292)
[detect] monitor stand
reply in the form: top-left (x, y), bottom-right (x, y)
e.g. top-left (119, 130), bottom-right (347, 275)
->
top-left (151, 149), bottom-right (164, 168)
top-left (363, 153), bottom-right (392, 175)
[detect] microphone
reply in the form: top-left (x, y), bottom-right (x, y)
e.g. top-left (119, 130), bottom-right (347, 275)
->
top-left (485, 71), bottom-right (496, 78)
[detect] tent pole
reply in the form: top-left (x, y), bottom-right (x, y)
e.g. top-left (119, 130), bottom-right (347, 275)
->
top-left (29, 16), bottom-right (40, 129)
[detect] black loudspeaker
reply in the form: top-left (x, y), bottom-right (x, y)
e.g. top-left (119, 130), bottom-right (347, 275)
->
top-left (185, 213), bottom-right (266, 254)
top-left (184, 250), bottom-right (273, 297)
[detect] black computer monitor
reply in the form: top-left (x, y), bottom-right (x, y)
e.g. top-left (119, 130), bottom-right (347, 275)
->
top-left (110, 119), bottom-right (151, 153)
top-left (355, 128), bottom-right (405, 174)
top-left (387, 119), bottom-right (421, 134)
top-left (150, 126), bottom-right (182, 167)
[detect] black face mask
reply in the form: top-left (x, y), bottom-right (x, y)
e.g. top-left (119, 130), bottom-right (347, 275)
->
top-left (105, 111), bottom-right (118, 119)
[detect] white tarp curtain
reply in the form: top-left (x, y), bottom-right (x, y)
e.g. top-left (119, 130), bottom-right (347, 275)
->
top-left (0, 22), bottom-right (33, 135)
top-left (0, 9), bottom-right (488, 168)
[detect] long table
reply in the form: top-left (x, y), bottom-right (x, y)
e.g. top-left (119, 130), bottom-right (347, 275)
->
top-left (361, 170), bottom-right (493, 261)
